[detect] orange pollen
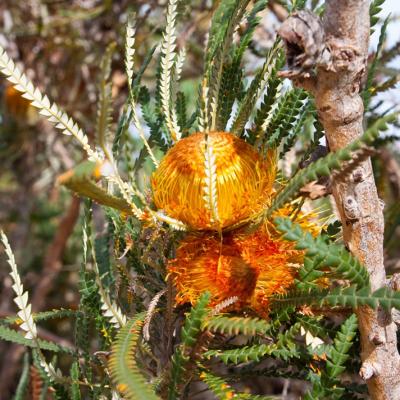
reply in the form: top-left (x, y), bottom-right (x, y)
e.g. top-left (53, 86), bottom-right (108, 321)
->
top-left (168, 223), bottom-right (305, 316)
top-left (151, 131), bottom-right (276, 230)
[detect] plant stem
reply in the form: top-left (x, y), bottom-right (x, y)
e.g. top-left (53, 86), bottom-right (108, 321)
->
top-left (278, 1), bottom-right (400, 398)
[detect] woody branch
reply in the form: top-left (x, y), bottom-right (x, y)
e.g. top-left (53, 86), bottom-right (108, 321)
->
top-left (277, 1), bottom-right (400, 399)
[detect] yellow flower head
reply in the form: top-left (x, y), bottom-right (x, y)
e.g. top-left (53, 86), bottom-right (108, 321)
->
top-left (151, 131), bottom-right (276, 230)
top-left (168, 215), bottom-right (312, 316)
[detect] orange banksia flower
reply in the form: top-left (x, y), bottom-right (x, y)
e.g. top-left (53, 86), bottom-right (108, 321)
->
top-left (152, 130), bottom-right (322, 315)
top-left (168, 215), bottom-right (315, 316)
top-left (151, 131), bottom-right (276, 230)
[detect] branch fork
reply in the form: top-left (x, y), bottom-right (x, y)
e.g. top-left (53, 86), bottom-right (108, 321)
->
top-left (278, 10), bottom-right (364, 91)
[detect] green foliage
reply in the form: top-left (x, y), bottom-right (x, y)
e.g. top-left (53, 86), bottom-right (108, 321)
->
top-left (112, 105), bottom-right (132, 159)
top-left (205, 322), bottom-right (302, 364)
top-left (245, 56), bottom-right (285, 144)
top-left (374, 75), bottom-right (400, 95)
top-left (214, 0), bottom-right (270, 132)
top-left (326, 314), bottom-right (358, 380)
top-left (1, 1), bottom-right (399, 399)
top-left (297, 115), bottom-right (325, 171)
top-left (141, 100), bottom-right (168, 152)
top-left (264, 88), bottom-right (308, 149)
top-left (305, 314), bottom-right (358, 399)
top-left (168, 292), bottom-right (211, 400)
top-left (3, 308), bottom-right (79, 325)
top-left (181, 293), bottom-right (211, 347)
top-left (266, 113), bottom-right (397, 216)
top-left (272, 286), bottom-right (400, 312)
top-left (75, 201), bottom-right (101, 391)
top-left (200, 370), bottom-right (237, 400)
top-left (58, 161), bottom-right (133, 214)
top-left (205, 0), bottom-right (250, 131)
top-left (281, 100), bottom-right (314, 156)
top-left (132, 45), bottom-right (158, 97)
top-left (0, 324), bottom-right (74, 354)
top-left (96, 43), bottom-right (115, 154)
top-left (370, 0), bottom-right (386, 32)
top-left (296, 315), bottom-right (334, 340)
top-left (275, 217), bottom-right (370, 289)
top-left (109, 314), bottom-right (158, 400)
top-left (236, 0), bottom-right (268, 58)
top-left (294, 255), bottom-right (326, 290)
top-left (288, 0), bottom-right (307, 12)
top-left (200, 369), bottom-right (276, 399)
top-left (362, 16), bottom-right (389, 108)
top-left (94, 233), bottom-right (113, 288)
top-left (216, 58), bottom-right (244, 131)
top-left (205, 0), bottom-right (243, 70)
top-left (13, 352), bottom-right (30, 400)
top-left (176, 91), bottom-right (188, 134)
top-left (31, 349), bottom-right (52, 393)
top-left (380, 38), bottom-right (400, 64)
top-left (70, 361), bottom-right (81, 400)
top-left (203, 315), bottom-right (271, 336)
top-left (205, 343), bottom-right (277, 364)
top-left (231, 41), bottom-right (283, 137)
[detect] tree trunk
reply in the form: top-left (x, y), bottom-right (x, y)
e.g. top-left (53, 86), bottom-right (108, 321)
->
top-left (277, 1), bottom-right (400, 398)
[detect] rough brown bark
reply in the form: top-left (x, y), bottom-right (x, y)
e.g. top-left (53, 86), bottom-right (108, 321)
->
top-left (278, 1), bottom-right (400, 399)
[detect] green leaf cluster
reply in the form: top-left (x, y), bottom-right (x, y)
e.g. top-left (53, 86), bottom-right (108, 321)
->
top-left (2, 1), bottom-right (400, 399)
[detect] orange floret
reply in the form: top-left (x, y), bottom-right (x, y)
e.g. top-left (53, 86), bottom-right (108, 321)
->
top-left (151, 131), bottom-right (276, 230)
top-left (168, 224), bottom-right (307, 316)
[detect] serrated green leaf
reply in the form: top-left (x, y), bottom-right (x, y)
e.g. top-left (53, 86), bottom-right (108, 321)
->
top-left (203, 315), bottom-right (271, 336)
top-left (109, 314), bottom-right (158, 400)
top-left (275, 217), bottom-right (370, 289)
top-left (0, 325), bottom-right (74, 354)
top-left (266, 113), bottom-right (398, 216)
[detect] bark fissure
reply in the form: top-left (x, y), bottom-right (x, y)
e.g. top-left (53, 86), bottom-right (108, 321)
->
top-left (278, 2), bottom-right (400, 398)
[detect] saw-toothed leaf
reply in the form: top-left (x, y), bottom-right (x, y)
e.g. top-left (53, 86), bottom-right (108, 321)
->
top-left (109, 314), bottom-right (159, 400)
